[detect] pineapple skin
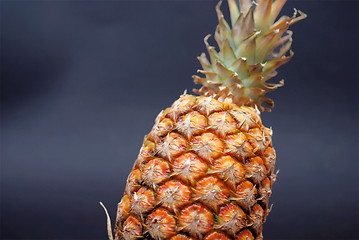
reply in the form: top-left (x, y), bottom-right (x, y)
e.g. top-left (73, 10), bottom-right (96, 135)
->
top-left (115, 94), bottom-right (277, 240)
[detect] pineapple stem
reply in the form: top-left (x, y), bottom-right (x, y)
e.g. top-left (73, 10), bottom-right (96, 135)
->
top-left (100, 201), bottom-right (114, 240)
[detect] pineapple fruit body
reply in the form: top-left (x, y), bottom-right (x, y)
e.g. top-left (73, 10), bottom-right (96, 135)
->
top-left (115, 94), bottom-right (276, 240)
top-left (113, 0), bottom-right (305, 239)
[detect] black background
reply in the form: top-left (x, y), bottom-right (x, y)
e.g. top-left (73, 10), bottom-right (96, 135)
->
top-left (1, 0), bottom-right (358, 239)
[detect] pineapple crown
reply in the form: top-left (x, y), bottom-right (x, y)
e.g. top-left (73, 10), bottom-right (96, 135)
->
top-left (193, 0), bottom-right (306, 111)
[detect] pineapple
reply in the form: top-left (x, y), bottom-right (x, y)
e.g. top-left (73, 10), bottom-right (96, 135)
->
top-left (113, 0), bottom-right (306, 239)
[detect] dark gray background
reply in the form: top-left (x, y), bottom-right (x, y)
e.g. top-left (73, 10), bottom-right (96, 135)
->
top-left (1, 0), bottom-right (358, 239)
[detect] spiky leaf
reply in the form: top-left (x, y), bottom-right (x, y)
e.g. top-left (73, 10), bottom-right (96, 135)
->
top-left (194, 0), bottom-right (306, 111)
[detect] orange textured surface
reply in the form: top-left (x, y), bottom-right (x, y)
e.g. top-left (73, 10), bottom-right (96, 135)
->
top-left (115, 95), bottom-right (277, 239)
